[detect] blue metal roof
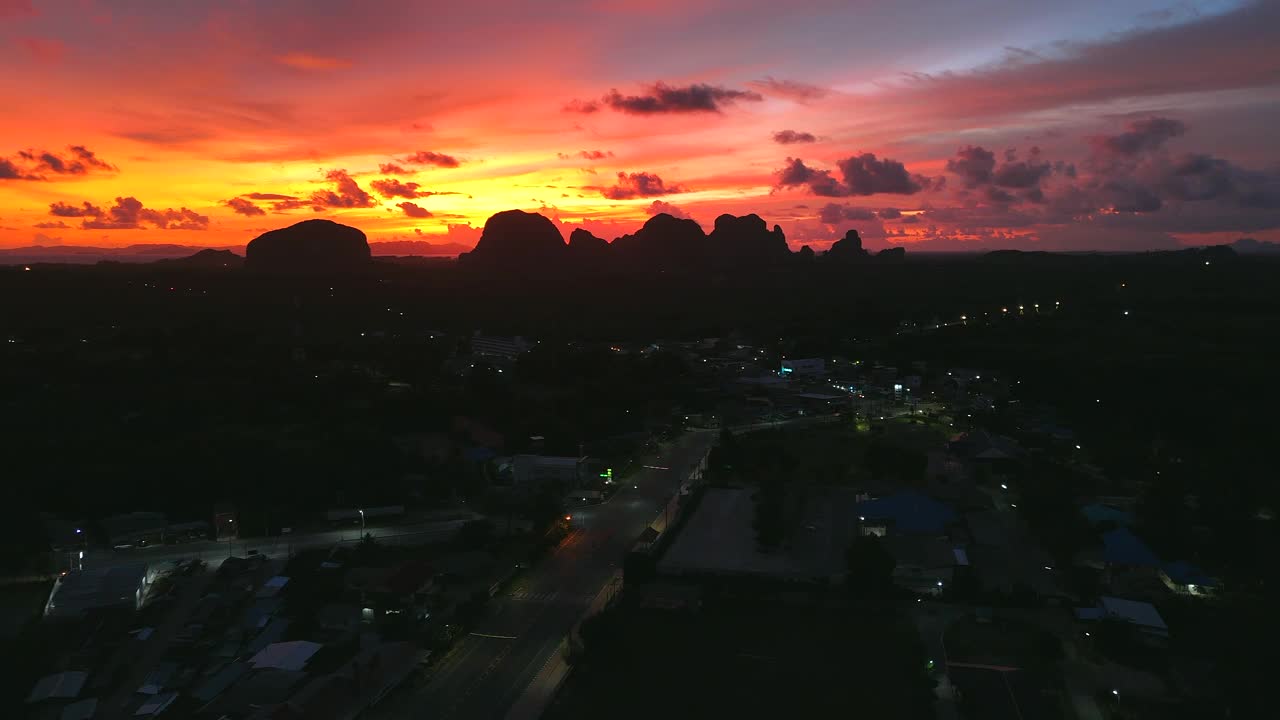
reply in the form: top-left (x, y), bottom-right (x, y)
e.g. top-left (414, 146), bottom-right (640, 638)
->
top-left (856, 491), bottom-right (957, 535)
top-left (1102, 528), bottom-right (1160, 567)
top-left (1081, 503), bottom-right (1133, 526)
top-left (1162, 561), bottom-right (1215, 586)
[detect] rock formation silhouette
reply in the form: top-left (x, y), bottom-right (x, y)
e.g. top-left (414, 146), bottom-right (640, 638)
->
top-left (459, 210), bottom-right (565, 269)
top-left (245, 219), bottom-right (371, 272)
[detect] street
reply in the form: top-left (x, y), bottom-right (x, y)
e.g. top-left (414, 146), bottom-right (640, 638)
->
top-left (368, 429), bottom-right (718, 720)
top-left (79, 513), bottom-right (483, 574)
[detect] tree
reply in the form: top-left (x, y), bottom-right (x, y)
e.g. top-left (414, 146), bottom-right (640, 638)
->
top-left (846, 535), bottom-right (896, 605)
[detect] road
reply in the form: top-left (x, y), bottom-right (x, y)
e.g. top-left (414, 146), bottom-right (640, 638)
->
top-left (79, 512), bottom-right (483, 573)
top-left (370, 429), bottom-right (718, 720)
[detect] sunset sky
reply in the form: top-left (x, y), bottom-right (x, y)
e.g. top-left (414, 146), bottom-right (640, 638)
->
top-left (2, 0), bottom-right (1279, 252)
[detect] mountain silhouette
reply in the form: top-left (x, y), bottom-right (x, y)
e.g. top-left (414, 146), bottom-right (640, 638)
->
top-left (245, 219), bottom-right (371, 272)
top-left (157, 248), bottom-right (244, 268)
top-left (460, 210), bottom-right (565, 269)
top-left (707, 213), bottom-right (790, 266)
top-left (826, 229), bottom-right (869, 261)
top-left (567, 228), bottom-right (610, 263)
top-left (610, 213), bottom-right (708, 269)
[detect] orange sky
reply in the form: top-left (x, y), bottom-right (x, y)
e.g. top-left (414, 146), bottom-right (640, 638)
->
top-left (2, 0), bottom-right (1279, 252)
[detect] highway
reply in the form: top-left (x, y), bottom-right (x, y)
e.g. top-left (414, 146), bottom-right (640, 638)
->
top-left (369, 429), bottom-right (718, 720)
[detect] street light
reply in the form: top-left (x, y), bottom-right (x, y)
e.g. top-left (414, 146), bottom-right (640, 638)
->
top-left (358, 509), bottom-right (365, 534)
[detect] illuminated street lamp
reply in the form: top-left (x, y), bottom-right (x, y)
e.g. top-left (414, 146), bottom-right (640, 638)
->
top-left (358, 509), bottom-right (365, 534)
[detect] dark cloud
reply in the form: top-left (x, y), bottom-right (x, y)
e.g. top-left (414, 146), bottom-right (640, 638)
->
top-left (55, 196), bottom-right (210, 230)
top-left (140, 206), bottom-right (211, 230)
top-left (578, 150), bottom-right (613, 160)
top-left (401, 151), bottom-right (461, 168)
top-left (33, 221), bottom-right (69, 229)
top-left (983, 186), bottom-right (1016, 204)
top-left (818, 203), bottom-right (877, 224)
top-left (747, 77), bottom-right (830, 102)
top-left (49, 201), bottom-right (103, 217)
top-left (774, 157), bottom-right (848, 197)
top-left (838, 153), bottom-right (926, 195)
top-left (647, 200), bottom-right (689, 219)
top-left (1, 145), bottom-right (116, 180)
top-left (245, 192), bottom-right (298, 201)
top-left (601, 171), bottom-right (684, 200)
top-left (397, 201), bottom-right (433, 218)
top-left (310, 169), bottom-right (377, 209)
top-left (947, 146), bottom-right (996, 188)
top-left (1091, 116), bottom-right (1186, 157)
top-left (379, 163), bottom-right (411, 175)
top-left (371, 178), bottom-right (431, 199)
top-left (772, 130), bottom-right (817, 145)
top-left (577, 82), bottom-right (763, 115)
top-left (992, 159), bottom-right (1053, 188)
top-left (879, 208), bottom-right (902, 220)
top-left (225, 197), bottom-right (266, 216)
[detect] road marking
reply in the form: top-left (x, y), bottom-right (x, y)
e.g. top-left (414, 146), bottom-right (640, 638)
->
top-left (643, 465), bottom-right (670, 470)
top-left (470, 632), bottom-right (518, 640)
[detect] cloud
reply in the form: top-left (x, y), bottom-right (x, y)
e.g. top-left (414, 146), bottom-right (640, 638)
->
top-left (401, 151), bottom-right (461, 168)
top-left (573, 82), bottom-right (763, 115)
top-left (139, 206), bottom-right (211, 230)
top-left (55, 196), bottom-right (210, 230)
top-left (838, 153), bottom-right (926, 195)
top-left (1090, 116), bottom-right (1186, 158)
top-left (777, 154), bottom-right (930, 197)
top-left (276, 52), bottom-right (352, 71)
top-left (49, 201), bottom-right (103, 217)
top-left (879, 208), bottom-right (902, 220)
top-left (992, 159), bottom-right (1053, 189)
top-left (371, 178), bottom-right (431, 199)
top-left (772, 130), bottom-right (817, 145)
top-left (869, 2), bottom-right (1280, 123)
top-left (646, 200), bottom-right (688, 219)
top-left (310, 169), bottom-right (376, 209)
top-left (379, 163), bottom-right (411, 175)
top-left (559, 149), bottom-right (613, 160)
top-left (245, 192), bottom-right (298, 201)
top-left (1, 145), bottom-right (117, 180)
top-left (747, 77), bottom-right (830, 102)
top-left (775, 157), bottom-right (847, 197)
top-left (225, 197), bottom-right (266, 216)
top-left (33, 221), bottom-right (69, 229)
top-left (397, 201), bottom-right (433, 218)
top-left (947, 146), bottom-right (996, 188)
top-left (818, 203), bottom-right (877, 224)
top-left (601, 171), bottom-right (685, 200)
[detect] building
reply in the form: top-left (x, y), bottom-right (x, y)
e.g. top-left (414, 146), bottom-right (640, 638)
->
top-left (856, 491), bottom-right (958, 537)
top-left (470, 333), bottom-right (531, 359)
top-left (100, 512), bottom-right (167, 548)
top-left (780, 358), bottom-right (825, 377)
top-left (506, 455), bottom-right (588, 489)
top-left (1159, 562), bottom-right (1218, 597)
top-left (1076, 596), bottom-right (1169, 638)
top-left (43, 563), bottom-right (153, 620)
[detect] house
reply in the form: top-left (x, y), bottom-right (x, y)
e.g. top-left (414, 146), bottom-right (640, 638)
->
top-left (856, 491), bottom-right (957, 537)
top-left (267, 642), bottom-right (420, 720)
top-left (249, 641), bottom-right (322, 672)
top-left (1076, 596), bottom-right (1169, 638)
top-left (26, 671), bottom-right (87, 704)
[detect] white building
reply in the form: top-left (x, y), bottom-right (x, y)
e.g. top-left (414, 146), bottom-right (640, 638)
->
top-left (780, 358), bottom-right (825, 377)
